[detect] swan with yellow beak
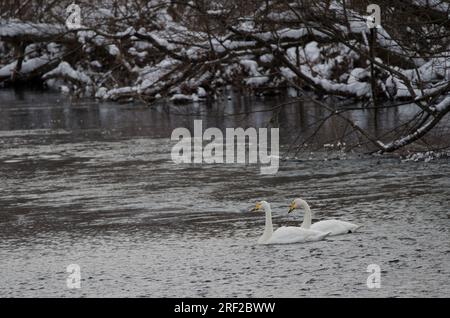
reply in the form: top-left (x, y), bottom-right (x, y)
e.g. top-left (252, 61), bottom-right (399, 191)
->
top-left (288, 198), bottom-right (361, 235)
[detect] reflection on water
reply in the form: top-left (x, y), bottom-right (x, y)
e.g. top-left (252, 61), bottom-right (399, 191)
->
top-left (0, 90), bottom-right (449, 297)
top-left (2, 88), bottom-right (443, 147)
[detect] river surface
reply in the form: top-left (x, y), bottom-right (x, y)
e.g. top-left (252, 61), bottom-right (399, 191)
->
top-left (0, 90), bottom-right (449, 297)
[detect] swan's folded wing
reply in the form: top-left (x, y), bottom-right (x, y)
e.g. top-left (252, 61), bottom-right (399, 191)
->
top-left (268, 226), bottom-right (328, 244)
top-left (310, 220), bottom-right (359, 235)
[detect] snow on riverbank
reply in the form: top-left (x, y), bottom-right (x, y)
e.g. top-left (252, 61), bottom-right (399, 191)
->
top-left (0, 1), bottom-right (449, 106)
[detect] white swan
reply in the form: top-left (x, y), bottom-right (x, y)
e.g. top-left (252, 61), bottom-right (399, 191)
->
top-left (251, 201), bottom-right (330, 244)
top-left (288, 198), bottom-right (361, 236)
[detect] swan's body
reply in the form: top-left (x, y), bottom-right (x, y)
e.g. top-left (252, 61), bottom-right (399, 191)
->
top-left (310, 220), bottom-right (360, 235)
top-left (289, 198), bottom-right (360, 236)
top-left (262, 226), bottom-right (330, 245)
top-left (252, 201), bottom-right (330, 245)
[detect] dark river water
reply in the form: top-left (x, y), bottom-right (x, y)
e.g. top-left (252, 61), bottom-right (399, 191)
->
top-left (0, 89), bottom-right (449, 297)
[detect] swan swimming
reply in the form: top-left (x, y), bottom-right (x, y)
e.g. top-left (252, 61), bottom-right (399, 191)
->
top-left (288, 198), bottom-right (361, 236)
top-left (251, 201), bottom-right (330, 244)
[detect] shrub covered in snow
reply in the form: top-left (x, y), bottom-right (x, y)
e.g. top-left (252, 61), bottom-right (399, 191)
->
top-left (0, 0), bottom-right (448, 104)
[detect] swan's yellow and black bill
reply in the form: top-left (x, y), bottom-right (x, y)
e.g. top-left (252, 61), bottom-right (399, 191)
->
top-left (288, 201), bottom-right (296, 213)
top-left (251, 202), bottom-right (262, 212)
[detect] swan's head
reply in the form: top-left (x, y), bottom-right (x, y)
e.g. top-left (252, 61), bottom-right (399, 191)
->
top-left (288, 198), bottom-right (307, 213)
top-left (251, 201), bottom-right (270, 212)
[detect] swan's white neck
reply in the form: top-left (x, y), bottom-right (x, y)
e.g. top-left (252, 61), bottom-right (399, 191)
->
top-left (298, 199), bottom-right (312, 229)
top-left (260, 202), bottom-right (273, 243)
